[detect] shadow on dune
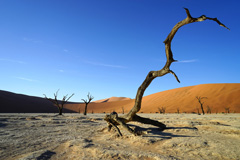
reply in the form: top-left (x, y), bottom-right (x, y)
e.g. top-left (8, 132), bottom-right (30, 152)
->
top-left (0, 90), bottom-right (77, 113)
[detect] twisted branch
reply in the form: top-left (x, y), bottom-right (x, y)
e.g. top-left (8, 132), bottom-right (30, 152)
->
top-left (104, 8), bottom-right (229, 136)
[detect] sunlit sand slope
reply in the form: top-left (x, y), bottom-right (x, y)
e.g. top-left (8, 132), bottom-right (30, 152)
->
top-left (66, 83), bottom-right (240, 113)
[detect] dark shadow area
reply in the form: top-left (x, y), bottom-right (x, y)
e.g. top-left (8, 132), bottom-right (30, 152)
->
top-left (0, 90), bottom-right (77, 113)
top-left (209, 122), bottom-right (231, 126)
top-left (0, 123), bottom-right (7, 127)
top-left (52, 114), bottom-right (65, 117)
top-left (101, 99), bottom-right (109, 103)
top-left (83, 143), bottom-right (94, 148)
top-left (37, 150), bottom-right (56, 160)
top-left (166, 126), bottom-right (198, 130)
top-left (128, 124), bottom-right (198, 139)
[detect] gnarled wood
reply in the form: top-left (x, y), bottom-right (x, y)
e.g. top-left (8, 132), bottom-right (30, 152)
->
top-left (104, 8), bottom-right (229, 136)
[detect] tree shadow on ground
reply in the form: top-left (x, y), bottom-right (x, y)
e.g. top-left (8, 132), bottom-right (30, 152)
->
top-left (129, 124), bottom-right (198, 139)
top-left (37, 150), bottom-right (56, 160)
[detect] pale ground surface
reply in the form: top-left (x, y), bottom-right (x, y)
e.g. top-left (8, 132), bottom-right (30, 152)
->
top-left (0, 113), bottom-right (239, 160)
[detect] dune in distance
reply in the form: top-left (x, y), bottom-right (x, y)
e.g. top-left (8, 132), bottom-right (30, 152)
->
top-left (67, 83), bottom-right (240, 114)
top-left (0, 83), bottom-right (239, 113)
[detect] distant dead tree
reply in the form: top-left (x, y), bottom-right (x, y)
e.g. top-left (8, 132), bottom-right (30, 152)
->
top-left (196, 96), bottom-right (208, 115)
top-left (104, 8), bottom-right (229, 136)
top-left (122, 107), bottom-right (125, 114)
top-left (82, 92), bottom-right (94, 115)
top-left (44, 89), bottom-right (74, 115)
top-left (207, 106), bottom-right (212, 114)
top-left (158, 107), bottom-right (166, 114)
top-left (224, 107), bottom-right (230, 114)
top-left (177, 107), bottom-right (180, 114)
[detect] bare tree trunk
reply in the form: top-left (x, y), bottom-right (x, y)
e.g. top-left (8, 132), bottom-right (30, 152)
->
top-left (84, 104), bottom-right (88, 115)
top-left (200, 103), bottom-right (205, 115)
top-left (104, 8), bottom-right (229, 136)
top-left (82, 93), bottom-right (94, 116)
top-left (58, 107), bottom-right (63, 115)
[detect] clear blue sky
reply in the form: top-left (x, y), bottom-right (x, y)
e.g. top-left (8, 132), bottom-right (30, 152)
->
top-left (0, 0), bottom-right (239, 102)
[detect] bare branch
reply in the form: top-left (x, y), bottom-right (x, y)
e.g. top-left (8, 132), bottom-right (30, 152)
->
top-left (87, 92), bottom-right (94, 103)
top-left (184, 8), bottom-right (192, 18)
top-left (205, 17), bottom-right (230, 30)
top-left (169, 70), bottom-right (180, 83)
top-left (43, 94), bottom-right (58, 106)
top-left (64, 93), bottom-right (74, 103)
top-left (81, 99), bottom-right (87, 103)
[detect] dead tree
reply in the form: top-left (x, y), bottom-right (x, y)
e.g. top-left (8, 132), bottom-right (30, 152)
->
top-left (177, 107), bottom-right (180, 114)
top-left (196, 96), bottom-right (208, 115)
top-left (82, 92), bottom-right (94, 115)
top-left (158, 107), bottom-right (166, 114)
top-left (44, 89), bottom-right (74, 115)
top-left (207, 106), bottom-right (212, 114)
top-left (224, 107), bottom-right (230, 114)
top-left (104, 8), bottom-right (229, 136)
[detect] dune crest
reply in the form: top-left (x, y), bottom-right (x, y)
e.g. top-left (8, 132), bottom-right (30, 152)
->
top-left (93, 97), bottom-right (131, 103)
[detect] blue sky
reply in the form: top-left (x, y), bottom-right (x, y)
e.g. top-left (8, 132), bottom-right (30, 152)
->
top-left (0, 0), bottom-right (239, 102)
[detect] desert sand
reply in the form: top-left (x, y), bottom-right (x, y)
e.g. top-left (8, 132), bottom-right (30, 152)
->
top-left (0, 113), bottom-right (240, 160)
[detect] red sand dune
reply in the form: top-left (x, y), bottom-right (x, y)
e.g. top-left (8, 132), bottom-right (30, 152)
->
top-left (93, 97), bottom-right (131, 103)
top-left (66, 83), bottom-right (240, 114)
top-left (1, 83), bottom-right (239, 113)
top-left (140, 83), bottom-right (240, 113)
